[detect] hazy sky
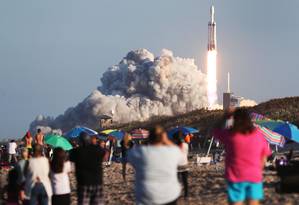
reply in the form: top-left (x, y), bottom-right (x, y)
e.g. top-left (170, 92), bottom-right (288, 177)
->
top-left (0, 0), bottom-right (298, 138)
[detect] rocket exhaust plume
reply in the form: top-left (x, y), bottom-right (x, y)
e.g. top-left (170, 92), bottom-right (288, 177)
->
top-left (207, 5), bottom-right (218, 107)
top-left (207, 50), bottom-right (217, 106)
top-left (30, 49), bottom-right (208, 133)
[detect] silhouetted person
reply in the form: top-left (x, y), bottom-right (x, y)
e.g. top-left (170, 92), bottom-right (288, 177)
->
top-left (70, 132), bottom-right (105, 205)
top-left (120, 133), bottom-right (133, 182)
top-left (287, 149), bottom-right (294, 162)
top-left (4, 168), bottom-right (20, 205)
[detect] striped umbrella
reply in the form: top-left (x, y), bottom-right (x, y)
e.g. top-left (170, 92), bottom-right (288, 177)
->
top-left (255, 124), bottom-right (285, 147)
top-left (131, 129), bottom-right (149, 139)
top-left (250, 112), bottom-right (269, 122)
top-left (256, 120), bottom-right (299, 143)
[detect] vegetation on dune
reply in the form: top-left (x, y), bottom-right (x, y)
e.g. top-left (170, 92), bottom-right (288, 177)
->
top-left (106, 97), bottom-right (299, 136)
top-left (249, 97), bottom-right (299, 126)
top-left (2, 97), bottom-right (297, 142)
top-left (108, 109), bottom-right (222, 136)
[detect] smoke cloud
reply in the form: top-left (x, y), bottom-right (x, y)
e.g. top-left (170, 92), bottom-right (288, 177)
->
top-left (30, 49), bottom-right (208, 133)
top-left (240, 99), bottom-right (257, 107)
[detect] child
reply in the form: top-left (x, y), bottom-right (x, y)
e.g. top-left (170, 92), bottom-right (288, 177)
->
top-left (213, 108), bottom-right (271, 205)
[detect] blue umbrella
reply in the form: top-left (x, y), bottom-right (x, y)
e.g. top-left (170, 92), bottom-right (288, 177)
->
top-left (168, 126), bottom-right (199, 137)
top-left (272, 123), bottom-right (299, 143)
top-left (65, 126), bottom-right (98, 138)
top-left (108, 130), bottom-right (125, 141)
top-left (255, 120), bottom-right (284, 130)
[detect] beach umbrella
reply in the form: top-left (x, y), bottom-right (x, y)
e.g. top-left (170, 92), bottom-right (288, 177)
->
top-left (45, 134), bottom-right (73, 151)
top-left (255, 125), bottom-right (286, 147)
top-left (257, 121), bottom-right (299, 143)
top-left (255, 120), bottom-right (285, 130)
top-left (131, 129), bottom-right (149, 139)
top-left (168, 126), bottom-right (199, 137)
top-left (100, 129), bottom-right (117, 135)
top-left (108, 130), bottom-right (125, 141)
top-left (65, 126), bottom-right (98, 138)
top-left (272, 123), bottom-right (299, 143)
top-left (250, 112), bottom-right (269, 122)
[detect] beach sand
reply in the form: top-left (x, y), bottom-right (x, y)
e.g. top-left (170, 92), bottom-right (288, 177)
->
top-left (76, 162), bottom-right (299, 205)
top-left (2, 162), bottom-right (299, 205)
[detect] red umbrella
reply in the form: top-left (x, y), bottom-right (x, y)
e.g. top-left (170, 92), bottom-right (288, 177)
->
top-left (131, 129), bottom-right (149, 139)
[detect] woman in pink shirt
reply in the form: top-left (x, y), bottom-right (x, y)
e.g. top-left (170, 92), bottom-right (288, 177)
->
top-left (213, 108), bottom-right (271, 205)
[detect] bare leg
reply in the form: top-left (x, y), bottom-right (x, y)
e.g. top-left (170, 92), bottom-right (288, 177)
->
top-left (13, 154), bottom-right (17, 163)
top-left (108, 147), bottom-right (113, 165)
top-left (122, 163), bottom-right (127, 182)
top-left (181, 171), bottom-right (188, 198)
top-left (8, 154), bottom-right (11, 163)
top-left (248, 200), bottom-right (260, 205)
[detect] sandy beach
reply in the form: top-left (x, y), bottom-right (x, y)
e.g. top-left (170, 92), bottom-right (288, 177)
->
top-left (72, 162), bottom-right (299, 205)
top-left (2, 161), bottom-right (299, 205)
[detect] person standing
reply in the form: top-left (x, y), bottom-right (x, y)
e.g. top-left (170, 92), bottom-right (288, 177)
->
top-left (8, 140), bottom-right (18, 164)
top-left (91, 136), bottom-right (98, 146)
top-left (24, 131), bottom-right (33, 156)
top-left (128, 125), bottom-right (184, 205)
top-left (4, 168), bottom-right (20, 205)
top-left (184, 134), bottom-right (191, 151)
top-left (34, 129), bottom-right (44, 146)
top-left (70, 132), bottom-right (105, 205)
top-left (173, 131), bottom-right (189, 199)
top-left (98, 140), bottom-right (110, 165)
top-left (16, 148), bottom-right (29, 205)
top-left (16, 148), bottom-right (28, 183)
top-left (24, 144), bottom-right (52, 205)
top-left (50, 148), bottom-right (71, 205)
top-left (107, 137), bottom-right (116, 165)
top-left (120, 134), bottom-right (133, 182)
top-left (213, 108), bottom-right (271, 205)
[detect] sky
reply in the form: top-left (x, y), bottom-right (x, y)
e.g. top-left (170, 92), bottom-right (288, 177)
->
top-left (0, 0), bottom-right (298, 138)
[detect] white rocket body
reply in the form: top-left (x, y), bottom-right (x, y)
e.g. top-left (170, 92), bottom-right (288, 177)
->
top-left (208, 5), bottom-right (216, 51)
top-left (207, 5), bottom-right (218, 107)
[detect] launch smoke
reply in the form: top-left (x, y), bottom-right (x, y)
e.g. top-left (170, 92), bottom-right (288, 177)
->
top-left (30, 49), bottom-right (208, 133)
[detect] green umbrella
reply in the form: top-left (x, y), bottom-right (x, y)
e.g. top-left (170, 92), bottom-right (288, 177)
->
top-left (45, 134), bottom-right (73, 151)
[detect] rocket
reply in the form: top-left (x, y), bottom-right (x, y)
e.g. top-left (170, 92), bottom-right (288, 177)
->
top-left (207, 5), bottom-right (218, 107)
top-left (208, 5), bottom-right (216, 51)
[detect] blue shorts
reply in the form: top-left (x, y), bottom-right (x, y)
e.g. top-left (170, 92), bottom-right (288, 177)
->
top-left (227, 181), bottom-right (264, 203)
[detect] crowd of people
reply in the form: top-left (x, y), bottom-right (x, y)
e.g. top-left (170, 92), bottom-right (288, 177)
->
top-left (1, 130), bottom-right (107, 205)
top-left (0, 108), bottom-right (274, 205)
